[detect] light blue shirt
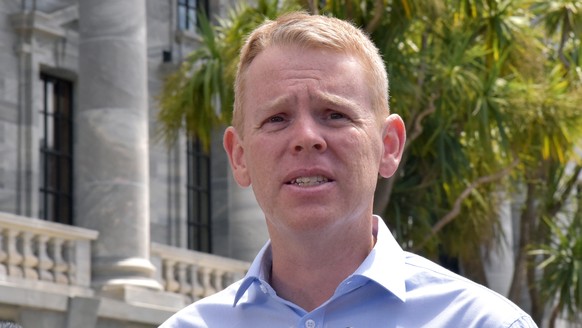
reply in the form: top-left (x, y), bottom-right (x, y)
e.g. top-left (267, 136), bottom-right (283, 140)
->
top-left (160, 216), bottom-right (537, 328)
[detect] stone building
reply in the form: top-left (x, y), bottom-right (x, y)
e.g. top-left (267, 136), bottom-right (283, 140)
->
top-left (0, 0), bottom-right (268, 327)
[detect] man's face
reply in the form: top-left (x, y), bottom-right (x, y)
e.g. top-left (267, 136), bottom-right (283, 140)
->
top-left (224, 45), bottom-right (404, 235)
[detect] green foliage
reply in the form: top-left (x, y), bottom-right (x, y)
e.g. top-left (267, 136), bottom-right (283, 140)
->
top-left (157, 0), bottom-right (300, 149)
top-left (157, 11), bottom-right (224, 149)
top-left (504, 66), bottom-right (582, 166)
top-left (530, 203), bottom-right (582, 322)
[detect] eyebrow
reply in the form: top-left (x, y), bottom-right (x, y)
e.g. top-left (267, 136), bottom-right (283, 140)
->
top-left (257, 91), bottom-right (359, 115)
top-left (314, 92), bottom-right (359, 111)
top-left (257, 94), bottom-right (293, 114)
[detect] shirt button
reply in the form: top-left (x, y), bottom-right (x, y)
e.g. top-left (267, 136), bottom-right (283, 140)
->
top-left (305, 319), bottom-right (316, 328)
top-left (259, 284), bottom-right (268, 294)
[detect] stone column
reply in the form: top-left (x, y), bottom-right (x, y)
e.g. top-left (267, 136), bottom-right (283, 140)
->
top-left (76, 0), bottom-right (161, 292)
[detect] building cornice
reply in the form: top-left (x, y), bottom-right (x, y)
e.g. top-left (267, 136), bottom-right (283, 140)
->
top-left (10, 4), bottom-right (79, 40)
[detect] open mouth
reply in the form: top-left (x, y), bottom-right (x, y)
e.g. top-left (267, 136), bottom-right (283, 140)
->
top-left (287, 176), bottom-right (331, 187)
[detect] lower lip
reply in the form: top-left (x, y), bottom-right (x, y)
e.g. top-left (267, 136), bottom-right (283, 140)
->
top-left (283, 181), bottom-right (334, 192)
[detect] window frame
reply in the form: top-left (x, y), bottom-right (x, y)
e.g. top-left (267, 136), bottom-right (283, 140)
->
top-left (177, 0), bottom-right (209, 32)
top-left (39, 73), bottom-right (74, 225)
top-left (186, 138), bottom-right (212, 252)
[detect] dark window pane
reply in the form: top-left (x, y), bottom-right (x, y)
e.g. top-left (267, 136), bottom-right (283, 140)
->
top-left (57, 117), bottom-right (71, 153)
top-left (46, 153), bottom-right (58, 190)
top-left (188, 8), bottom-right (196, 29)
top-left (60, 157), bottom-right (72, 193)
top-left (177, 0), bottom-right (209, 31)
top-left (39, 73), bottom-right (74, 225)
top-left (178, 5), bottom-right (187, 30)
top-left (45, 193), bottom-right (55, 222)
top-left (186, 138), bottom-right (211, 252)
top-left (58, 194), bottom-right (72, 224)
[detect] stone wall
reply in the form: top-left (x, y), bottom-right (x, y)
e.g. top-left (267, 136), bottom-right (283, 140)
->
top-left (0, 0), bottom-right (264, 327)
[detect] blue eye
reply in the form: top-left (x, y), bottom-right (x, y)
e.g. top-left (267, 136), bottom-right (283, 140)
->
top-left (330, 112), bottom-right (345, 119)
top-left (268, 115), bottom-right (285, 123)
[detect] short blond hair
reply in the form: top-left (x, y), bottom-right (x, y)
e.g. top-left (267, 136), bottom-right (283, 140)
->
top-left (233, 12), bottom-right (389, 135)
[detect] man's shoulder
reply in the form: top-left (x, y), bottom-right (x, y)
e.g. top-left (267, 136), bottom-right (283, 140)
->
top-left (402, 251), bottom-right (535, 327)
top-left (403, 251), bottom-right (506, 297)
top-left (158, 280), bottom-right (242, 328)
top-left (403, 251), bottom-right (477, 284)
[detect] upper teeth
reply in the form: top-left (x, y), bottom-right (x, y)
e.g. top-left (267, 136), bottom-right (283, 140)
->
top-left (291, 176), bottom-right (329, 186)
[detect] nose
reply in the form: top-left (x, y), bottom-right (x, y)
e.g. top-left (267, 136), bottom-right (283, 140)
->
top-left (291, 116), bottom-right (327, 153)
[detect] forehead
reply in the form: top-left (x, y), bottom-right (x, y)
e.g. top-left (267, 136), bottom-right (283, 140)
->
top-left (243, 45), bottom-right (370, 102)
top-left (247, 44), bottom-right (361, 76)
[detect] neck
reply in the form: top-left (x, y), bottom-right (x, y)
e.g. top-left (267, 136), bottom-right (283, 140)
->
top-left (268, 216), bottom-right (376, 312)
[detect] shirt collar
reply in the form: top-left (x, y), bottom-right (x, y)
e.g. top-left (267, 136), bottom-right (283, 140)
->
top-left (352, 215), bottom-right (407, 302)
top-left (233, 241), bottom-right (272, 306)
top-left (233, 215), bottom-right (407, 306)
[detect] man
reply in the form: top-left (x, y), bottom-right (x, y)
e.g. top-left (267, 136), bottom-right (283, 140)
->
top-left (160, 12), bottom-right (537, 328)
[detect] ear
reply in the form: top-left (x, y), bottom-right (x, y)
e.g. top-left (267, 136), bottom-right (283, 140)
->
top-left (223, 127), bottom-right (251, 187)
top-left (379, 114), bottom-right (406, 178)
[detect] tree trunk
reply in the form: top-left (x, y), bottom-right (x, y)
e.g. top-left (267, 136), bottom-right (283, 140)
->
top-left (508, 182), bottom-right (537, 306)
top-left (460, 248), bottom-right (489, 286)
top-left (306, 0), bottom-right (318, 15)
top-left (548, 303), bottom-right (561, 328)
top-left (527, 254), bottom-right (543, 323)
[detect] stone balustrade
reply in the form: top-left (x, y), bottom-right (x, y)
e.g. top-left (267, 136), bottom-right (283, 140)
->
top-left (0, 211), bottom-right (252, 307)
top-left (151, 243), bottom-right (250, 303)
top-left (0, 211), bottom-right (98, 296)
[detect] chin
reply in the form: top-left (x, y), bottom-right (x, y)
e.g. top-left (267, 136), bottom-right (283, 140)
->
top-left (278, 211), bottom-right (340, 233)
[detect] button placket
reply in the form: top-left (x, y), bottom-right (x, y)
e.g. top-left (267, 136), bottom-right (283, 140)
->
top-left (305, 319), bottom-right (316, 328)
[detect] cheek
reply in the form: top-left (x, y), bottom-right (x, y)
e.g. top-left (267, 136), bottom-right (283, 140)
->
top-left (341, 135), bottom-right (383, 186)
top-left (245, 140), bottom-right (278, 181)
top-left (343, 133), bottom-right (382, 165)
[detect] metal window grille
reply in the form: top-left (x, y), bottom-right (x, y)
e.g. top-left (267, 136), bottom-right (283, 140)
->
top-left (177, 0), bottom-right (209, 31)
top-left (186, 138), bottom-right (212, 252)
top-left (39, 73), bottom-right (74, 225)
